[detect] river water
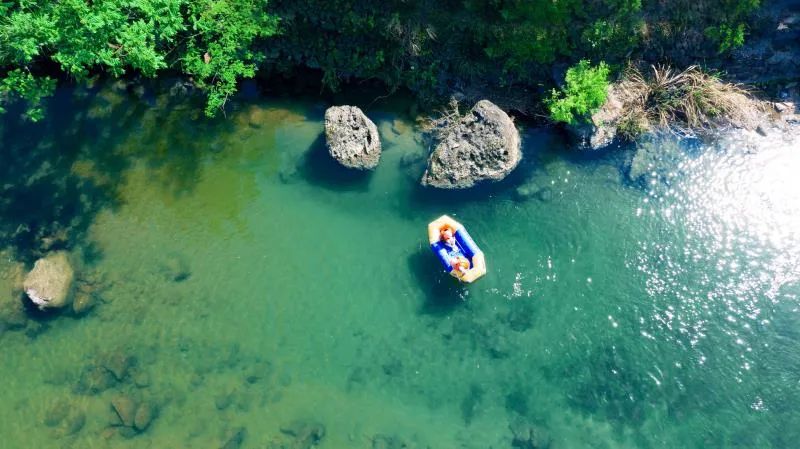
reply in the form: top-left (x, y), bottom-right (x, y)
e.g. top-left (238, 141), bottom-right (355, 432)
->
top-left (0, 82), bottom-right (798, 449)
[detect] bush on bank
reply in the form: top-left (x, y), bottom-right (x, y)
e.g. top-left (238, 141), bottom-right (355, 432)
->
top-left (0, 0), bottom-right (762, 120)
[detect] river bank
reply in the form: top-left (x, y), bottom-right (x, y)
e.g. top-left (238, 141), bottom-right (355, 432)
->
top-left (3, 1), bottom-right (798, 123)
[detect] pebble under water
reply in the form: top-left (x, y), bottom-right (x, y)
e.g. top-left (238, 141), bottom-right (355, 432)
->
top-left (0, 83), bottom-right (798, 449)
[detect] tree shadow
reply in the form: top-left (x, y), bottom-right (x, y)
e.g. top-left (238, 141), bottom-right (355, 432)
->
top-left (0, 95), bottom-right (127, 264)
top-left (406, 249), bottom-right (467, 316)
top-left (0, 79), bottom-right (222, 265)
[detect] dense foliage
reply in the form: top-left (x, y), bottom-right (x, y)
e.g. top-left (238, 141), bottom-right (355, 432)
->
top-left (547, 60), bottom-right (610, 124)
top-left (705, 0), bottom-right (761, 53)
top-left (0, 0), bottom-right (277, 118)
top-left (0, 0), bottom-right (764, 120)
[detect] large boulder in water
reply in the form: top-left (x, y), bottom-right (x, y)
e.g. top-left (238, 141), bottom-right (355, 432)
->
top-left (23, 251), bottom-right (74, 310)
top-left (324, 105), bottom-right (381, 170)
top-left (421, 100), bottom-right (521, 188)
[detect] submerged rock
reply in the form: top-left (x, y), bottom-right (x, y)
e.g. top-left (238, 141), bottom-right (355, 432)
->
top-left (133, 402), bottom-right (156, 431)
top-left (0, 294), bottom-right (28, 332)
top-left (422, 100), bottom-right (521, 188)
top-left (71, 269), bottom-right (107, 316)
top-left (509, 418), bottom-right (552, 449)
top-left (109, 395), bottom-right (157, 436)
top-left (44, 400), bottom-right (70, 427)
top-left (75, 364), bottom-right (117, 394)
top-left (111, 395), bottom-right (137, 427)
top-left (23, 251), bottom-right (74, 309)
top-left (161, 253), bottom-right (191, 282)
top-left (221, 427), bottom-right (247, 449)
top-left (71, 292), bottom-right (94, 316)
top-left (62, 410), bottom-right (86, 436)
top-left (44, 400), bottom-right (86, 437)
top-left (372, 434), bottom-right (410, 449)
top-left (280, 420), bottom-right (325, 449)
top-left (215, 392), bottom-right (234, 411)
top-left (102, 351), bottom-right (135, 381)
top-left (324, 105), bottom-right (381, 170)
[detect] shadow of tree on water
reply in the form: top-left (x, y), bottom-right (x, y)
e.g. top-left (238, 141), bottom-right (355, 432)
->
top-left (0, 80), bottom-right (236, 264)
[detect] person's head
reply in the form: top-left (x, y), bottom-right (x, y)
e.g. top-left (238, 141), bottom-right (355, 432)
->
top-left (440, 227), bottom-right (454, 241)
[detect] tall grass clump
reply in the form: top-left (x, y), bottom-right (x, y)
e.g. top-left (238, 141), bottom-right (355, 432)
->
top-left (616, 65), bottom-right (763, 138)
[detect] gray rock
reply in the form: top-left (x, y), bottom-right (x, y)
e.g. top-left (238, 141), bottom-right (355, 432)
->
top-left (23, 251), bottom-right (74, 309)
top-left (567, 84), bottom-right (625, 151)
top-left (422, 100), bottom-right (521, 188)
top-left (324, 106), bottom-right (381, 170)
top-left (774, 102), bottom-right (792, 112)
top-left (515, 183), bottom-right (553, 203)
top-left (133, 371), bottom-right (151, 388)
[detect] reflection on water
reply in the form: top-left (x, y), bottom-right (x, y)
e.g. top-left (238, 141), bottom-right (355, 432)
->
top-left (0, 82), bottom-right (799, 449)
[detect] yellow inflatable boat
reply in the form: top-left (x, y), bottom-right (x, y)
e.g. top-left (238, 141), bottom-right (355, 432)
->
top-left (428, 215), bottom-right (486, 283)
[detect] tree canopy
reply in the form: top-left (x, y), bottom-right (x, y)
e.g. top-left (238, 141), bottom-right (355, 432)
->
top-left (0, 0), bottom-right (278, 119)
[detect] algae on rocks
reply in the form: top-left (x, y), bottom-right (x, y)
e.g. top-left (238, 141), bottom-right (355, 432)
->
top-left (324, 106), bottom-right (381, 170)
top-left (421, 100), bottom-right (521, 189)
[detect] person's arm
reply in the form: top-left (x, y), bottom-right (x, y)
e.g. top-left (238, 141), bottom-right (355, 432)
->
top-left (460, 252), bottom-right (486, 283)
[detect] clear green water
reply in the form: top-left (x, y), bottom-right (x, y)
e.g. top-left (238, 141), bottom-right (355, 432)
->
top-left (0, 83), bottom-right (799, 448)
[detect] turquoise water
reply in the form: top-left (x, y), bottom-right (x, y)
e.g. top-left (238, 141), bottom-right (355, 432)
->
top-left (0, 83), bottom-right (799, 448)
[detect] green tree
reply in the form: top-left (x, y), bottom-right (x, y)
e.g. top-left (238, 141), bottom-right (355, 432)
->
top-left (704, 0), bottom-right (759, 53)
top-left (182, 0), bottom-right (279, 116)
top-left (547, 60), bottom-right (610, 124)
top-left (0, 0), bottom-right (279, 119)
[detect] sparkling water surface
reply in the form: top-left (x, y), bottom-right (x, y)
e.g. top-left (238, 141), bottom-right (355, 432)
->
top-left (0, 84), bottom-right (798, 449)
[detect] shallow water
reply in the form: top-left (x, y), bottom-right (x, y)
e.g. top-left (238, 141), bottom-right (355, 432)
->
top-left (0, 83), bottom-right (798, 449)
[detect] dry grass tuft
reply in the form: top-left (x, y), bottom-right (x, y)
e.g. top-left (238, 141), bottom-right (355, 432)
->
top-left (616, 65), bottom-right (766, 139)
top-left (420, 97), bottom-right (463, 140)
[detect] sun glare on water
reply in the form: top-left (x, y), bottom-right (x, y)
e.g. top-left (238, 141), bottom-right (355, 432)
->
top-left (633, 127), bottom-right (800, 374)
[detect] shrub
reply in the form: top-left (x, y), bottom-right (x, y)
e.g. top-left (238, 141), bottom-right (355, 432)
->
top-left (547, 60), bottom-right (611, 124)
top-left (0, 0), bottom-right (279, 119)
top-left (705, 23), bottom-right (747, 53)
top-left (182, 0), bottom-right (279, 116)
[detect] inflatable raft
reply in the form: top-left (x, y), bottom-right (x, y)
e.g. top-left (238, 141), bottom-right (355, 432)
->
top-left (428, 215), bottom-right (486, 283)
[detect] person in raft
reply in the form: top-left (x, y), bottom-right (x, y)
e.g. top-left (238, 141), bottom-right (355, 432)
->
top-left (440, 226), bottom-right (470, 276)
